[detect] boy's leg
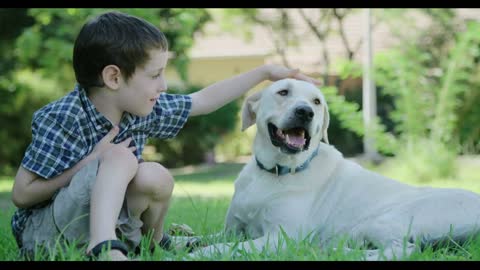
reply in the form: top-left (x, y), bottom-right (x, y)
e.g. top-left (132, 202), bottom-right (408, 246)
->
top-left (86, 145), bottom-right (138, 259)
top-left (20, 158), bottom-right (101, 259)
top-left (124, 162), bottom-right (174, 247)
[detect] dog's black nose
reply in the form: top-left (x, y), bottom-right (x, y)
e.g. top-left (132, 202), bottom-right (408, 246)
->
top-left (295, 105), bottom-right (314, 122)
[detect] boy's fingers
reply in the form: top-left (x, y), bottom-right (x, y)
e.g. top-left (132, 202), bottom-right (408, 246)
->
top-left (119, 137), bottom-right (133, 146)
top-left (289, 68), bottom-right (300, 77)
top-left (294, 73), bottom-right (321, 85)
top-left (103, 126), bottom-right (119, 142)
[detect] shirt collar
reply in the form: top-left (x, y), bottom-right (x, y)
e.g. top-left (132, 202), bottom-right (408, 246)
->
top-left (76, 84), bottom-right (136, 131)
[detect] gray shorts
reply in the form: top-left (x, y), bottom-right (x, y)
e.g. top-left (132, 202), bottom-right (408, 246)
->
top-left (20, 159), bottom-right (143, 257)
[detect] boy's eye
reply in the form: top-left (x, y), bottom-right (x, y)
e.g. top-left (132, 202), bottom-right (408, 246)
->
top-left (277, 89), bottom-right (289, 96)
top-left (152, 74), bottom-right (161, 79)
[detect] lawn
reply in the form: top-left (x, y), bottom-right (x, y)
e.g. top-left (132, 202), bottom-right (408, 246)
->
top-left (0, 157), bottom-right (480, 261)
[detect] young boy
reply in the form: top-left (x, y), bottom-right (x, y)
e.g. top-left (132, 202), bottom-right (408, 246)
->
top-left (10, 11), bottom-right (319, 261)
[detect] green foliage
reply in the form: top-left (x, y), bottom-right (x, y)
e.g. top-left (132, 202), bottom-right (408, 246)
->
top-left (0, 71), bottom-right (61, 174)
top-left (208, 9), bottom-right (261, 42)
top-left (394, 139), bottom-right (457, 182)
top-left (147, 85), bottom-right (240, 167)
top-left (374, 18), bottom-right (480, 179)
top-left (434, 21), bottom-right (480, 149)
top-left (214, 119), bottom-right (256, 161)
top-left (0, 8), bottom-right (212, 175)
top-left (322, 86), bottom-right (397, 155)
top-left (333, 58), bottom-right (363, 80)
top-left (13, 8), bottom-right (210, 85)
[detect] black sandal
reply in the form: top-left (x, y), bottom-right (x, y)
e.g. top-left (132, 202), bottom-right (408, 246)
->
top-left (88, 239), bottom-right (129, 260)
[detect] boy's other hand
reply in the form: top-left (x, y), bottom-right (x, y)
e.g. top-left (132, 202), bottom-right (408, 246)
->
top-left (266, 64), bottom-right (321, 86)
top-left (90, 126), bottom-right (137, 159)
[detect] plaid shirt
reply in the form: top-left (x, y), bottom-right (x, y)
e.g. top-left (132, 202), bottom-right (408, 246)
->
top-left (11, 84), bottom-right (192, 247)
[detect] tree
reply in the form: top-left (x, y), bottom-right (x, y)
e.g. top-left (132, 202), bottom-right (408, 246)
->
top-left (374, 10), bottom-right (480, 180)
top-left (0, 8), bottom-right (212, 174)
top-left (212, 8), bottom-right (369, 85)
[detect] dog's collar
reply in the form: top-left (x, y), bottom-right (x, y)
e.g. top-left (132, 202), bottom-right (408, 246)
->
top-left (255, 146), bottom-right (319, 176)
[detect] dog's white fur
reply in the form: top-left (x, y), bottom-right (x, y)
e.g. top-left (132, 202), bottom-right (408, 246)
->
top-left (190, 79), bottom-right (480, 260)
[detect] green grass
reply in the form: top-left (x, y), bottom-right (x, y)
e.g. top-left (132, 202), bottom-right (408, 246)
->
top-left (1, 157), bottom-right (480, 261)
top-left (362, 155), bottom-right (480, 193)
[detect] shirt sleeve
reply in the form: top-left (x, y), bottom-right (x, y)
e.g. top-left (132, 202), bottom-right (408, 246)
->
top-left (149, 93), bottom-right (192, 139)
top-left (21, 113), bottom-right (86, 179)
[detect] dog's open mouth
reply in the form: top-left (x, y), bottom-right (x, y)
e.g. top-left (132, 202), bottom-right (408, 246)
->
top-left (268, 123), bottom-right (311, 154)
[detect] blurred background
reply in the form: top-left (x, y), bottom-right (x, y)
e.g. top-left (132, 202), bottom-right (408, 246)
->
top-left (1, 8), bottom-right (479, 183)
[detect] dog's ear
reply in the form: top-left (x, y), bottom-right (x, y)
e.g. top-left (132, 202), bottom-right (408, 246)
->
top-left (241, 91), bottom-right (262, 131)
top-left (321, 102), bottom-right (330, 144)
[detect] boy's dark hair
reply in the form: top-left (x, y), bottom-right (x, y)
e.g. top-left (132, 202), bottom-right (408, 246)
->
top-left (73, 11), bottom-right (168, 90)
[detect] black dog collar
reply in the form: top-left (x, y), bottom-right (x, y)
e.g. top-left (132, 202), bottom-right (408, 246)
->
top-left (255, 146), bottom-right (319, 176)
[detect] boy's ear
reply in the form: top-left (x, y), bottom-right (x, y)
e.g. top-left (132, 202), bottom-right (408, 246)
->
top-left (102, 65), bottom-right (122, 90)
top-left (241, 91), bottom-right (262, 131)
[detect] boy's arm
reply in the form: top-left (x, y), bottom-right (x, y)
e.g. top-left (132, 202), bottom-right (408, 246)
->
top-left (188, 64), bottom-right (320, 116)
top-left (12, 126), bottom-right (135, 209)
top-left (12, 153), bottom-right (98, 209)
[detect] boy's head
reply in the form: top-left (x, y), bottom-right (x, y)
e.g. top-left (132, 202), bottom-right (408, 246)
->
top-left (73, 11), bottom-right (168, 90)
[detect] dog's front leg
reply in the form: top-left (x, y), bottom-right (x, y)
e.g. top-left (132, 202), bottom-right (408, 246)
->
top-left (187, 232), bottom-right (283, 259)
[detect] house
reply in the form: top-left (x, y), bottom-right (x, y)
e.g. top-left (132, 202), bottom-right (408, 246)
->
top-left (160, 8), bottom-right (480, 162)
top-left (166, 8), bottom-right (480, 92)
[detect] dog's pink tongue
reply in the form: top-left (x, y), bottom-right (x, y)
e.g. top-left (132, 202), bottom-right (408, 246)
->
top-left (288, 135), bottom-right (306, 146)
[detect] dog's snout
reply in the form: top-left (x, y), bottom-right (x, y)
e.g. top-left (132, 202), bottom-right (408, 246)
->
top-left (295, 106), bottom-right (314, 122)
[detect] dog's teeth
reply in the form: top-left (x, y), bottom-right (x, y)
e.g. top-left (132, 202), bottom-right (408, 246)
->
top-left (276, 129), bottom-right (285, 139)
top-left (285, 134), bottom-right (290, 143)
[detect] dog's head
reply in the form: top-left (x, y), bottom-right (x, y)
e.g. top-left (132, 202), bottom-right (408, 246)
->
top-left (242, 78), bottom-right (329, 155)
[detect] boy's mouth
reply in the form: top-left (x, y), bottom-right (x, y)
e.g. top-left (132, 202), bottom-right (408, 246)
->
top-left (150, 95), bottom-right (161, 102)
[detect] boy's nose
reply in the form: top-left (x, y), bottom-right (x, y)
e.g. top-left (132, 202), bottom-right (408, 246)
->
top-left (157, 80), bottom-right (167, 93)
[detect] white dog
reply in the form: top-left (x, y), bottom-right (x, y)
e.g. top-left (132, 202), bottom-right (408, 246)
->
top-left (190, 78), bottom-right (480, 260)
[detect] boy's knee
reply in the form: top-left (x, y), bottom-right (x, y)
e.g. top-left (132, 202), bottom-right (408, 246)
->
top-left (132, 162), bottom-right (174, 201)
top-left (100, 145), bottom-right (139, 174)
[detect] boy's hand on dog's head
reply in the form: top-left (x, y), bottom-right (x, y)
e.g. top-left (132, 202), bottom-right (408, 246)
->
top-left (90, 126), bottom-right (137, 159)
top-left (266, 64), bottom-right (321, 86)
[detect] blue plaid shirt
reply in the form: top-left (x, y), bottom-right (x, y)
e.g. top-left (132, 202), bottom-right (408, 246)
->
top-left (11, 84), bottom-right (192, 247)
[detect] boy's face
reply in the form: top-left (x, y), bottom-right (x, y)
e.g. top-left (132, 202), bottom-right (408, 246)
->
top-left (117, 48), bottom-right (168, 117)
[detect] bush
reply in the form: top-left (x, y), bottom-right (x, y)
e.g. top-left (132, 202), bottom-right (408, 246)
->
top-left (0, 76), bottom-right (56, 175)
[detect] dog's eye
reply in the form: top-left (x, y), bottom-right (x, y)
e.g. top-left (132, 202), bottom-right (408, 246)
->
top-left (278, 89), bottom-right (289, 96)
top-left (314, 98), bottom-right (321, 105)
